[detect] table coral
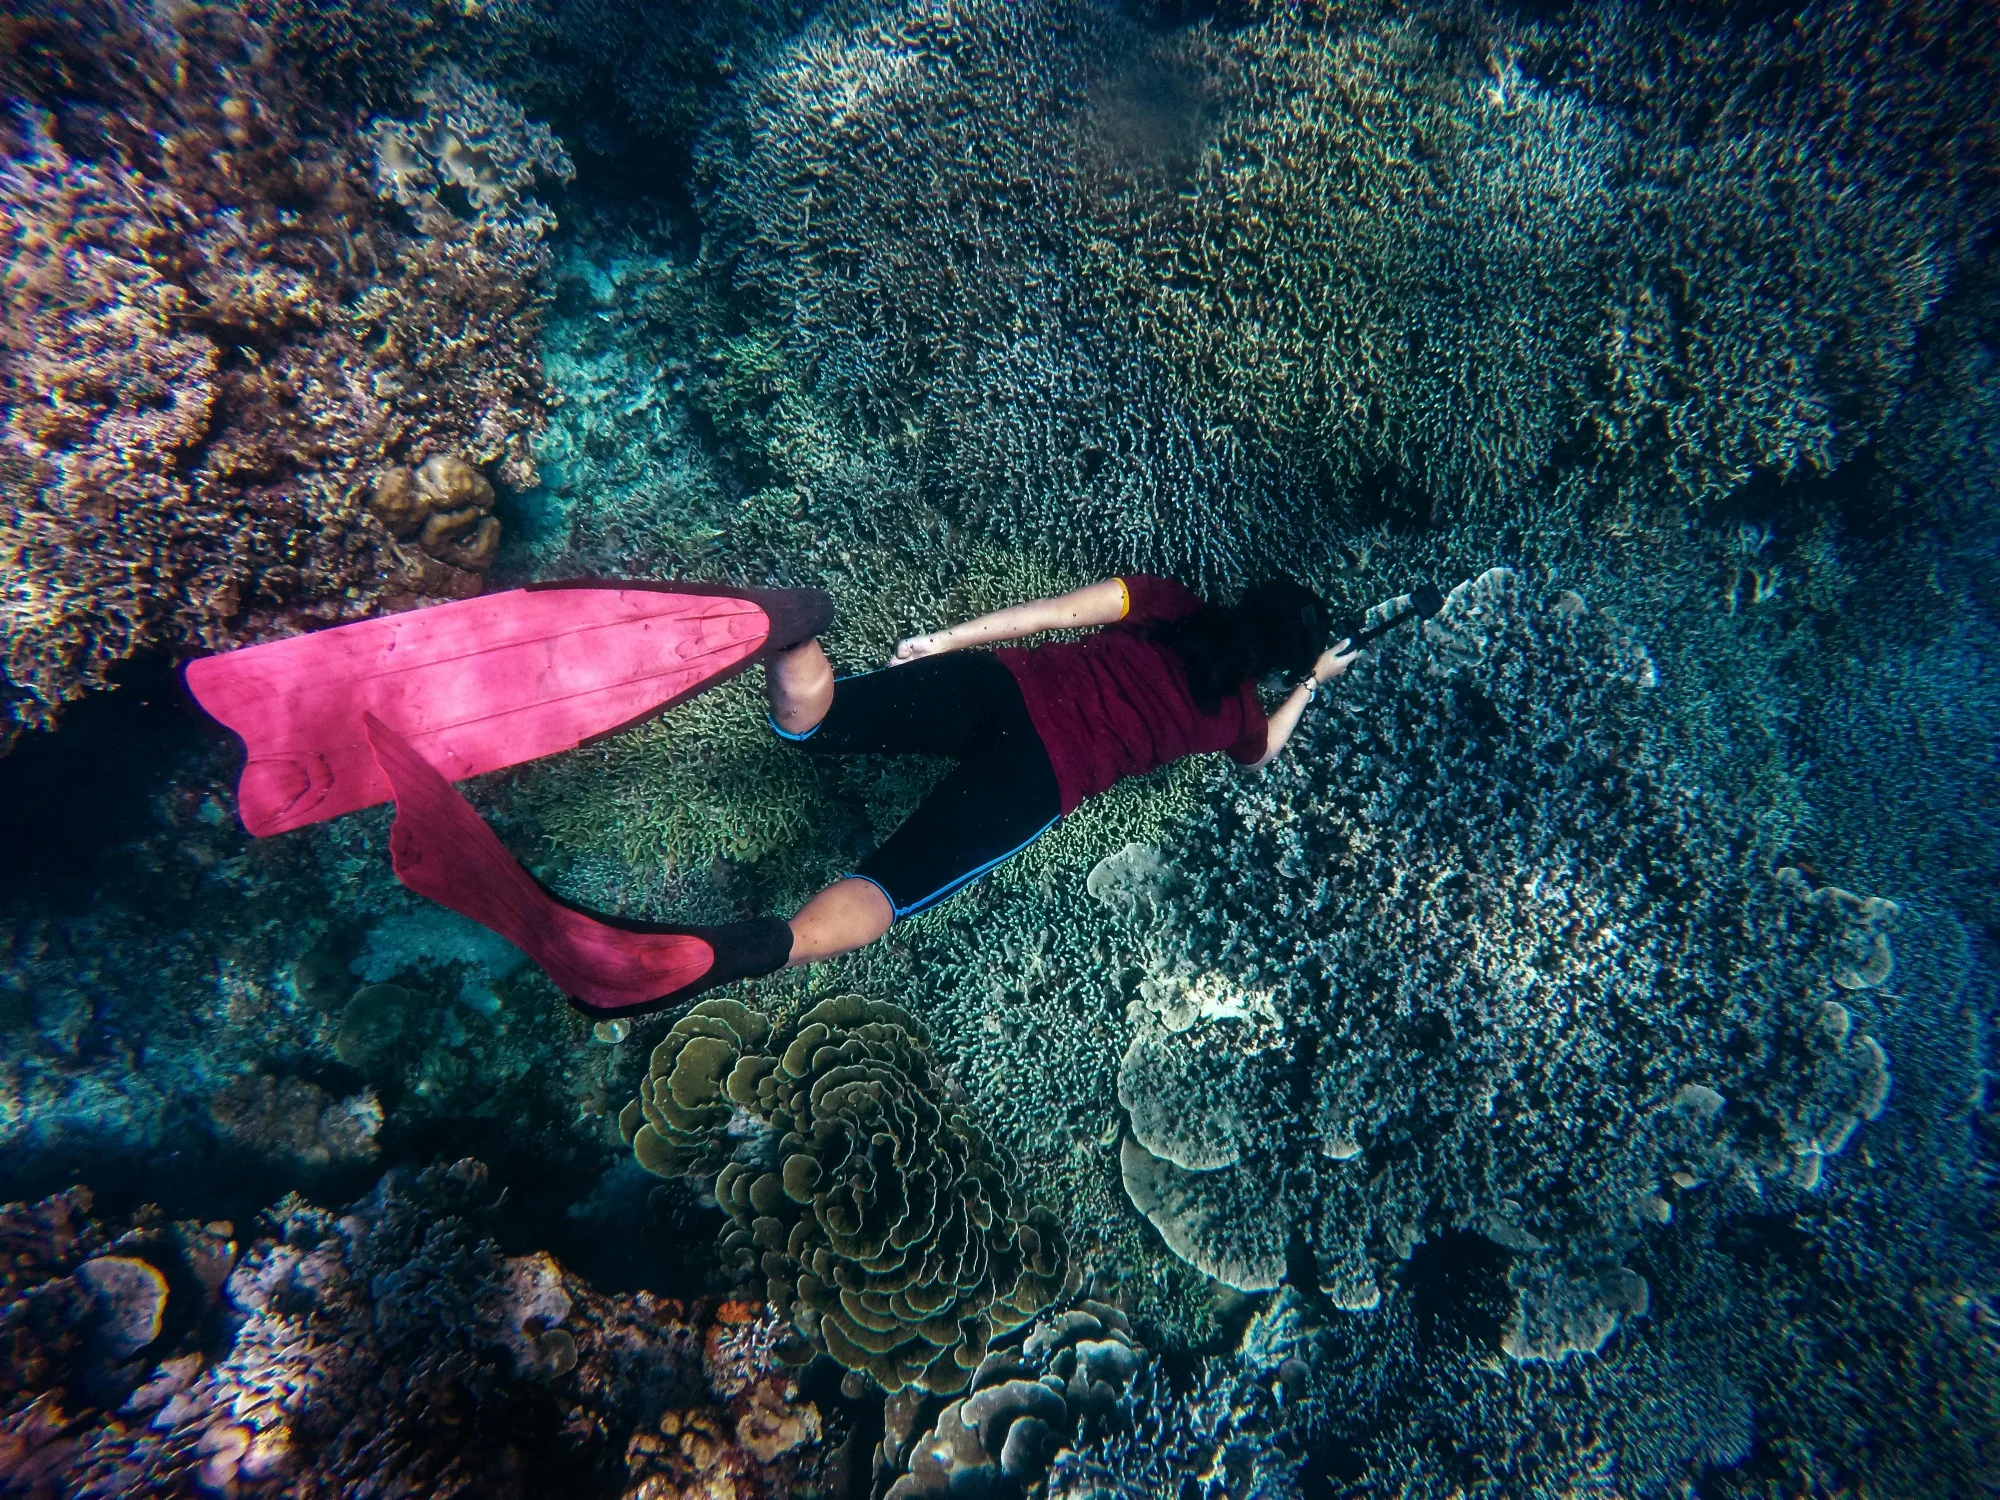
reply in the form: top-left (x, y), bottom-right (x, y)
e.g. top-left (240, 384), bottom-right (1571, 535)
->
top-left (0, 3), bottom-right (567, 745)
top-left (1120, 569), bottom-right (1910, 1357)
top-left (621, 995), bottom-right (1070, 1395)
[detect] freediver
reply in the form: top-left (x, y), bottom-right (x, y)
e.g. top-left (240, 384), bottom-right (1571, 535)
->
top-left (745, 573), bottom-right (1361, 982)
top-left (189, 570), bottom-right (1440, 1017)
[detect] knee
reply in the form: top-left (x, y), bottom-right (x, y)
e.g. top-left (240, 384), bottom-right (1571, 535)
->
top-left (786, 876), bottom-right (893, 965)
top-left (768, 639), bottom-right (833, 736)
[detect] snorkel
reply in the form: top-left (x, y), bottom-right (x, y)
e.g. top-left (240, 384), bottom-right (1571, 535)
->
top-left (1331, 581), bottom-right (1445, 651)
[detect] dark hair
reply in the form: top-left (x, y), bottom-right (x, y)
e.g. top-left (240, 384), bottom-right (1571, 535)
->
top-left (1149, 577), bottom-right (1331, 712)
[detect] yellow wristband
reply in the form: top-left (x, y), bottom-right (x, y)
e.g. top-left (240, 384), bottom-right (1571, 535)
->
top-left (1114, 577), bottom-right (1130, 620)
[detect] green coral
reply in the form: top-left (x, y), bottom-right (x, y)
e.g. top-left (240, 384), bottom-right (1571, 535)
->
top-left (621, 995), bottom-right (1068, 1394)
top-left (525, 675), bottom-right (836, 878)
top-left (1081, 10), bottom-right (1620, 519)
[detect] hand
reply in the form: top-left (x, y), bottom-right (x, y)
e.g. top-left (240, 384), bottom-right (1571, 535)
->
top-left (1312, 639), bottom-right (1358, 685)
top-left (890, 633), bottom-right (944, 667)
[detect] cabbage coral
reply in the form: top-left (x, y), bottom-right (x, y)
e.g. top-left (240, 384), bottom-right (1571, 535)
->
top-left (623, 996), bottom-right (1069, 1394)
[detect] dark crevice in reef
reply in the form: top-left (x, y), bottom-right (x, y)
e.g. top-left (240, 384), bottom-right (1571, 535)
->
top-left (0, 1127), bottom-right (381, 1248)
top-left (1342, 462), bottom-right (1441, 534)
top-left (1709, 448), bottom-right (1899, 546)
top-left (0, 653), bottom-right (228, 911)
top-left (1404, 1230), bottom-right (1515, 1355)
top-left (797, 1355), bottom-right (883, 1500)
top-left (1300, 1441), bottom-right (1365, 1494)
top-left (0, 1115), bottom-right (725, 1304)
top-left (554, 133), bottom-right (704, 257)
top-left (1280, 1025), bottom-right (1327, 1303)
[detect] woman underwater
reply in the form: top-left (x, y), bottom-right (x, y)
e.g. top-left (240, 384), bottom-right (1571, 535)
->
top-left (689, 573), bottom-right (1361, 999)
top-left (189, 570), bottom-right (1360, 1015)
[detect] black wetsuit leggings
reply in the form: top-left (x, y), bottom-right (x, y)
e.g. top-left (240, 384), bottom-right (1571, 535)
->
top-left (771, 651), bottom-right (1061, 919)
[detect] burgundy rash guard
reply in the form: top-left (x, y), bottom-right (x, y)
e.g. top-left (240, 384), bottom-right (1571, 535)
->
top-left (994, 574), bottom-right (1269, 814)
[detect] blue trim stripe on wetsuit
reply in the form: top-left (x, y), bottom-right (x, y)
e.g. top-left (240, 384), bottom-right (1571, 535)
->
top-left (770, 651), bottom-right (1061, 918)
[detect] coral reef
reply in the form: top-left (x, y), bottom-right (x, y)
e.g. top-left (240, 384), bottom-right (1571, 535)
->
top-left (878, 1298), bottom-right (1299, 1499)
top-left (2, 2), bottom-right (1995, 1494)
top-left (0, 4), bottom-right (566, 743)
top-left (0, 1161), bottom-right (836, 1498)
top-left (1121, 571), bottom-right (1908, 1354)
top-left (367, 62), bottom-right (572, 243)
top-left (1090, 0), bottom-right (1997, 520)
top-left (622, 996), bottom-right (1068, 1394)
top-left (1082, 9), bottom-right (1621, 520)
top-left (702, 0), bottom-right (1321, 585)
top-left (704, 0), bottom-right (1997, 585)
top-left (1545, 0), bottom-right (1999, 510)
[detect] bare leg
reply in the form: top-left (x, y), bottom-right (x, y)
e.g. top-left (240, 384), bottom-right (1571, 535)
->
top-left (768, 643), bottom-right (891, 960)
top-left (767, 639), bottom-right (834, 735)
top-left (787, 877), bottom-right (892, 965)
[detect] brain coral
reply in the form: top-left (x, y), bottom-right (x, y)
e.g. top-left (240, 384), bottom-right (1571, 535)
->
top-left (622, 996), bottom-right (1068, 1394)
top-left (1122, 569), bottom-right (1902, 1358)
top-left (0, 2), bottom-right (567, 743)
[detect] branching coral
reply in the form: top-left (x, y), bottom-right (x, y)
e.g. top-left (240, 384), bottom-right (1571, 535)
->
top-left (622, 996), bottom-right (1069, 1394)
top-left (1119, 570), bottom-right (1909, 1357)
top-left (1081, 10), bottom-right (1621, 520)
top-left (1096, 0), bottom-right (2000, 524)
top-left (702, 0), bottom-right (1321, 586)
top-left (1547, 0), bottom-right (1998, 507)
top-left (1085, 0), bottom-right (1997, 523)
top-left (0, 4), bottom-right (566, 744)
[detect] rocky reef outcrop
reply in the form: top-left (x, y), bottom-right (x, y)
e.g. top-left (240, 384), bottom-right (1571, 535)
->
top-left (0, 3), bottom-right (568, 745)
top-left (0, 1161), bottom-right (834, 1498)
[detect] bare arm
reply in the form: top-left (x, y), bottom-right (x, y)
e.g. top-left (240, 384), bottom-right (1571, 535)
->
top-left (1247, 639), bottom-right (1359, 769)
top-left (890, 579), bottom-right (1129, 665)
